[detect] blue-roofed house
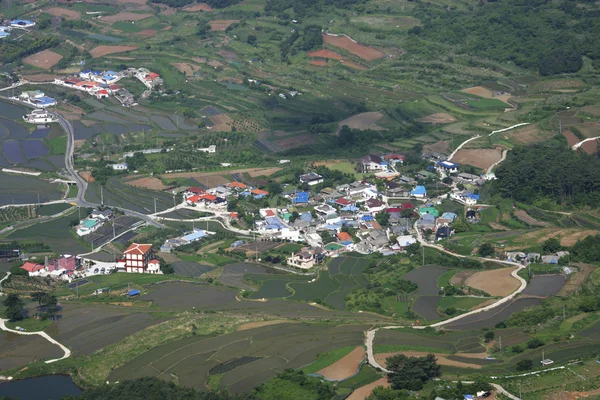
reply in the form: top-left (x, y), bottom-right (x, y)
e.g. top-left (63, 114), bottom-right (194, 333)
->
top-left (341, 205), bottom-right (359, 212)
top-left (411, 185), bottom-right (427, 198)
top-left (441, 212), bottom-right (457, 221)
top-left (10, 19), bottom-right (36, 28)
top-left (451, 191), bottom-right (480, 205)
top-left (293, 191), bottom-right (309, 204)
top-left (300, 212), bottom-right (313, 222)
top-left (436, 160), bottom-right (459, 173)
top-left (182, 229), bottom-right (209, 242)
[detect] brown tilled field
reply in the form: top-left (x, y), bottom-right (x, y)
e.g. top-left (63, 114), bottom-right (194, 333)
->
top-left (513, 209), bottom-right (548, 227)
top-left (338, 112), bottom-right (386, 131)
top-left (317, 346), bottom-right (365, 380)
top-left (100, 12), bottom-right (152, 23)
top-left (23, 50), bottom-right (63, 69)
top-left (462, 86), bottom-right (494, 98)
top-left (126, 177), bottom-right (169, 191)
top-left (90, 45), bottom-right (138, 58)
top-left (45, 7), bottom-right (81, 20)
top-left (209, 19), bottom-right (239, 31)
top-left (171, 62), bottom-right (201, 75)
top-left (581, 105), bottom-right (600, 116)
top-left (452, 148), bottom-right (503, 170)
top-left (581, 139), bottom-right (599, 154)
top-left (323, 33), bottom-right (385, 61)
top-left (247, 167), bottom-right (282, 177)
top-left (347, 378), bottom-right (391, 400)
top-left (562, 130), bottom-right (580, 147)
top-left (21, 73), bottom-right (61, 82)
top-left (424, 140), bottom-right (451, 154)
top-left (209, 114), bottom-right (233, 131)
top-left (342, 60), bottom-right (367, 70)
top-left (465, 267), bottom-right (520, 297)
top-left (274, 134), bottom-right (317, 150)
top-left (79, 171), bottom-right (95, 182)
top-left (183, 2), bottom-right (213, 11)
top-left (375, 351), bottom-right (484, 369)
top-left (502, 125), bottom-right (556, 144)
top-left (307, 49), bottom-right (343, 60)
top-left (310, 60), bottom-right (327, 67)
top-left (418, 113), bottom-right (456, 124)
top-left (136, 29), bottom-right (157, 37)
top-left (162, 168), bottom-right (281, 186)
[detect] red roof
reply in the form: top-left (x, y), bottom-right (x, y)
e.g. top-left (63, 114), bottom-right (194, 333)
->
top-left (228, 181), bottom-right (247, 189)
top-left (401, 203), bottom-right (415, 209)
top-left (145, 72), bottom-right (160, 80)
top-left (188, 187), bottom-right (205, 194)
top-left (124, 243), bottom-right (152, 255)
top-left (188, 194), bottom-right (201, 203)
top-left (384, 154), bottom-right (405, 161)
top-left (335, 198), bottom-right (353, 206)
top-left (387, 207), bottom-right (402, 213)
top-left (265, 209), bottom-right (276, 217)
top-left (230, 212), bottom-right (239, 218)
top-left (21, 262), bottom-right (43, 272)
top-left (109, 84), bottom-right (120, 90)
top-left (98, 90), bottom-right (109, 95)
top-left (198, 193), bottom-right (217, 201)
top-left (336, 232), bottom-right (353, 242)
top-left (149, 259), bottom-right (160, 264)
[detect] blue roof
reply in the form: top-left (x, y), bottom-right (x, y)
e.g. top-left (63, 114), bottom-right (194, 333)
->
top-left (253, 194), bottom-right (266, 199)
top-left (437, 160), bottom-right (459, 168)
top-left (323, 224), bottom-right (339, 231)
top-left (0, 31), bottom-right (9, 37)
top-left (128, 289), bottom-right (140, 296)
top-left (82, 69), bottom-right (91, 74)
top-left (362, 215), bottom-right (374, 221)
top-left (265, 217), bottom-right (286, 229)
top-left (342, 205), bottom-right (359, 212)
top-left (35, 96), bottom-right (56, 105)
top-left (293, 192), bottom-right (309, 204)
top-left (182, 229), bottom-right (208, 241)
top-left (300, 212), bottom-right (313, 222)
top-left (441, 212), bottom-right (457, 220)
top-left (105, 70), bottom-right (117, 75)
top-left (465, 193), bottom-right (480, 200)
top-left (239, 191), bottom-right (251, 197)
top-left (411, 185), bottom-right (427, 195)
top-left (340, 240), bottom-right (353, 246)
top-left (11, 19), bottom-right (34, 24)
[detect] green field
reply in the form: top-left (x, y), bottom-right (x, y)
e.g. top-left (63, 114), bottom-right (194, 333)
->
top-left (36, 203), bottom-right (72, 216)
top-left (302, 345), bottom-right (358, 374)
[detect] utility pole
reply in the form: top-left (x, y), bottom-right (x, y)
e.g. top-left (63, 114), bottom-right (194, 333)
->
top-left (154, 198), bottom-right (157, 214)
top-left (112, 219), bottom-right (116, 239)
top-left (101, 186), bottom-right (104, 206)
top-left (37, 194), bottom-right (40, 206)
top-left (78, 207), bottom-right (81, 220)
top-left (499, 335), bottom-right (502, 352)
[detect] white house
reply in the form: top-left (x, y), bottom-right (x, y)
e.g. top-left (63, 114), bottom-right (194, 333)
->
top-left (299, 173), bottom-right (324, 186)
top-left (111, 163), bottom-right (128, 171)
top-left (287, 251), bottom-right (316, 269)
top-left (198, 145), bottom-right (216, 153)
top-left (396, 235), bottom-right (417, 248)
top-left (10, 19), bottom-right (36, 28)
top-left (436, 161), bottom-right (459, 174)
top-left (360, 154), bottom-right (388, 173)
top-left (147, 259), bottom-right (162, 274)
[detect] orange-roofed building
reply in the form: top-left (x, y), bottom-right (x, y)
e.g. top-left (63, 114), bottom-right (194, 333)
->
top-left (228, 181), bottom-right (247, 190)
top-left (20, 262), bottom-right (44, 273)
top-left (123, 243), bottom-right (153, 273)
top-left (251, 189), bottom-right (269, 196)
top-left (145, 72), bottom-right (160, 81)
top-left (336, 232), bottom-right (353, 242)
top-left (230, 212), bottom-right (239, 218)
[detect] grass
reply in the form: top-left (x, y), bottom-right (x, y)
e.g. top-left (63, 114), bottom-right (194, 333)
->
top-left (6, 317), bottom-right (55, 332)
top-left (75, 272), bottom-right (188, 296)
top-left (177, 252), bottom-right (236, 266)
top-left (66, 184), bottom-right (78, 199)
top-left (437, 269), bottom-right (457, 288)
top-left (36, 203), bottom-right (72, 216)
top-left (46, 135), bottom-right (67, 155)
top-left (207, 374), bottom-right (223, 391)
top-left (302, 345), bottom-right (357, 374)
top-left (338, 365), bottom-right (381, 389)
top-left (464, 98), bottom-right (510, 110)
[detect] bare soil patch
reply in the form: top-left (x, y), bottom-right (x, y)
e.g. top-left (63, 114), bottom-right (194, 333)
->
top-left (217, 50), bottom-right (238, 60)
top-left (562, 130), bottom-right (580, 147)
top-left (514, 209), bottom-right (549, 227)
top-left (209, 19), bottom-right (239, 31)
top-left (126, 177), bottom-right (169, 191)
top-left (208, 113), bottom-right (233, 131)
top-left (424, 140), bottom-right (451, 154)
top-left (183, 2), bottom-right (213, 11)
top-left (308, 49), bottom-right (343, 60)
top-left (23, 50), bottom-right (63, 70)
top-left (462, 86), bottom-right (494, 98)
top-left (136, 29), bottom-right (158, 37)
top-left (22, 73), bottom-right (61, 82)
top-left (452, 148), bottom-right (502, 170)
top-left (274, 134), bottom-right (316, 150)
top-left (502, 125), bottom-right (556, 144)
top-left (559, 263), bottom-right (594, 297)
top-left (310, 60), bottom-right (327, 67)
top-left (342, 60), bottom-right (368, 70)
top-left (162, 168), bottom-right (281, 186)
top-left (101, 12), bottom-right (152, 23)
top-left (466, 267), bottom-right (520, 297)
top-left (581, 105), bottom-right (600, 116)
top-left (580, 139), bottom-right (599, 155)
top-left (451, 270), bottom-right (475, 286)
top-left (192, 57), bottom-right (207, 64)
top-left (317, 346), bottom-right (365, 380)
top-left (45, 7), bottom-right (80, 20)
top-left (375, 351), bottom-right (484, 369)
top-left (79, 171), bottom-right (95, 182)
top-left (338, 112), bottom-right (386, 131)
top-left (347, 378), bottom-right (390, 400)
top-left (207, 59), bottom-right (223, 68)
top-left (90, 45), bottom-right (137, 58)
top-left (237, 320), bottom-right (288, 331)
top-left (247, 167), bottom-right (282, 177)
top-left (323, 33), bottom-right (385, 61)
top-left (171, 62), bottom-right (201, 75)
top-left (489, 222), bottom-right (510, 231)
top-left (419, 113), bottom-right (456, 124)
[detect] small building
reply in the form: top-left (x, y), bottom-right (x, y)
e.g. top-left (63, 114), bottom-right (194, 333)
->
top-left (299, 173), bottom-right (324, 186)
top-left (436, 160), bottom-right (459, 174)
top-left (147, 259), bottom-right (161, 274)
top-left (436, 226), bottom-right (452, 240)
top-left (20, 261), bottom-right (44, 275)
top-left (198, 145), bottom-right (216, 153)
top-left (360, 154), bottom-right (388, 173)
top-left (335, 198), bottom-right (354, 207)
top-left (287, 249), bottom-right (320, 269)
top-left (457, 172), bottom-right (479, 182)
top-left (111, 163), bottom-right (128, 171)
top-left (10, 19), bottom-right (36, 28)
top-left (365, 198), bottom-right (385, 214)
top-left (336, 231), bottom-right (353, 243)
top-left (292, 191), bottom-right (310, 204)
top-left (411, 185), bottom-right (427, 199)
top-left (396, 235), bottom-right (417, 248)
top-left (419, 207), bottom-right (439, 217)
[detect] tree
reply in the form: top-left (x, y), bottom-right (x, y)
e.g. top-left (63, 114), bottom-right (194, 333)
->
top-left (266, 181), bottom-right (282, 195)
top-left (542, 237), bottom-right (561, 254)
top-left (386, 353), bottom-right (441, 391)
top-left (375, 211), bottom-right (389, 227)
top-left (527, 338), bottom-right (544, 349)
top-left (3, 293), bottom-right (24, 322)
top-left (182, 108), bottom-right (195, 118)
top-left (405, 242), bottom-right (420, 257)
top-left (367, 387), bottom-right (411, 400)
top-left (516, 359), bottom-right (533, 371)
top-left (484, 331), bottom-right (495, 343)
top-left (247, 34), bottom-right (257, 45)
top-left (31, 291), bottom-right (46, 308)
top-left (478, 243), bottom-right (495, 257)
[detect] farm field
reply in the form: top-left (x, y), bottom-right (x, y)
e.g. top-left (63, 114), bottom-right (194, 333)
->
top-left (0, 331), bottom-right (64, 370)
top-left (108, 323), bottom-right (368, 393)
top-left (452, 148), bottom-right (503, 170)
top-left (465, 267), bottom-right (520, 296)
top-left (0, 174), bottom-right (64, 206)
top-left (323, 33), bottom-right (385, 61)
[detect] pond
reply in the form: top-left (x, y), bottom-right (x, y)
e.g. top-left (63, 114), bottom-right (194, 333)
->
top-left (0, 375), bottom-right (82, 400)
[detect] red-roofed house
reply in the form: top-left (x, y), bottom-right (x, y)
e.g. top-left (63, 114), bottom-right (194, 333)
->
top-left (251, 189), bottom-right (269, 196)
top-left (401, 203), bottom-right (415, 210)
top-left (96, 89), bottom-right (109, 99)
top-left (386, 207), bottom-right (402, 213)
top-left (335, 198), bottom-right (354, 207)
top-left (336, 232), bottom-right (353, 242)
top-left (227, 181), bottom-right (247, 190)
top-left (123, 243), bottom-right (153, 273)
top-left (147, 259), bottom-right (162, 274)
top-left (365, 198), bottom-right (385, 213)
top-left (187, 187), bottom-right (205, 195)
top-left (384, 154), bottom-right (405, 164)
top-left (21, 262), bottom-right (44, 274)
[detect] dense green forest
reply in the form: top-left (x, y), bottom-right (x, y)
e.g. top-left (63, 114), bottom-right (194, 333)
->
top-left (414, 0), bottom-right (600, 73)
top-left (492, 145), bottom-right (600, 207)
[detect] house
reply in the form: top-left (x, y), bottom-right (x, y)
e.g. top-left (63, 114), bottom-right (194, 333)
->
top-left (186, 187), bottom-right (205, 196)
top-left (198, 145), bottom-right (216, 153)
top-left (542, 251), bottom-right (569, 264)
top-left (287, 247), bottom-right (324, 269)
top-left (76, 218), bottom-right (101, 236)
top-left (436, 226), bottom-right (452, 240)
top-left (411, 185), bottom-right (427, 199)
top-left (251, 188), bottom-right (269, 199)
top-left (314, 204), bottom-right (338, 221)
top-left (457, 172), bottom-right (479, 182)
top-left (10, 19), bottom-right (36, 28)
top-left (359, 154), bottom-right (387, 173)
top-left (417, 214), bottom-right (436, 231)
top-left (436, 160), bottom-right (459, 174)
top-left (335, 198), bottom-right (354, 207)
top-left (123, 243), bottom-right (153, 273)
top-left (207, 186), bottom-right (232, 198)
top-left (383, 154), bottom-right (405, 164)
top-left (90, 208), bottom-right (113, 221)
top-left (362, 229), bottom-right (389, 250)
top-left (292, 191), bottom-right (310, 204)
top-left (451, 191), bottom-right (480, 205)
top-left (441, 212), bottom-right (457, 221)
top-left (299, 173), bottom-right (324, 186)
top-left (147, 259), bottom-right (162, 274)
top-left (385, 185), bottom-right (412, 198)
top-left (337, 231), bottom-right (353, 242)
top-left (419, 207), bottom-right (439, 217)
top-left (398, 175), bottom-right (417, 185)
top-left (365, 198), bottom-right (385, 214)
top-left (227, 181), bottom-right (247, 190)
top-left (466, 209), bottom-right (478, 220)
top-left (20, 261), bottom-right (44, 275)
top-left (111, 163), bottom-right (128, 171)
top-left (396, 235), bottom-right (417, 248)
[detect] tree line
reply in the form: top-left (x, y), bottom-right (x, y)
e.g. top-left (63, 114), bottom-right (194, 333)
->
top-left (0, 36), bottom-right (60, 64)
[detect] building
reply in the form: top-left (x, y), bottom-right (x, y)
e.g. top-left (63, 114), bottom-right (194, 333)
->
top-left (76, 218), bottom-right (101, 236)
top-left (359, 154), bottom-right (388, 173)
top-left (411, 185), bottom-right (427, 199)
top-left (10, 19), bottom-right (36, 28)
top-left (147, 259), bottom-right (162, 274)
top-left (20, 261), bottom-right (44, 275)
top-left (198, 145), bottom-right (216, 153)
top-left (299, 173), bottom-right (324, 186)
top-left (365, 198), bottom-right (385, 214)
top-left (91, 208), bottom-right (113, 221)
top-left (396, 235), bottom-right (417, 248)
top-left (436, 161), bottom-right (459, 174)
top-left (123, 243), bottom-right (153, 273)
top-left (111, 163), bottom-right (128, 171)
top-left (46, 255), bottom-right (78, 272)
top-left (287, 247), bottom-right (324, 269)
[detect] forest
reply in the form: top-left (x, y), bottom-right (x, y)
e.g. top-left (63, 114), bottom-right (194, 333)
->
top-left (414, 0), bottom-right (600, 73)
top-left (492, 145), bottom-right (600, 207)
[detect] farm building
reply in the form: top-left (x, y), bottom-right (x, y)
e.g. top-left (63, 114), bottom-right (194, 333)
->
top-left (111, 163), bottom-right (128, 171)
top-left (20, 261), bottom-right (44, 275)
top-left (396, 235), bottom-right (417, 248)
top-left (299, 172), bottom-right (324, 186)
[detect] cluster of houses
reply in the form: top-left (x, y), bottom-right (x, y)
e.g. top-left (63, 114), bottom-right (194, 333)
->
top-left (19, 254), bottom-right (79, 279)
top-left (76, 208), bottom-right (113, 236)
top-left (14, 90), bottom-right (57, 108)
top-left (505, 250), bottom-right (570, 264)
top-left (160, 228), bottom-right (215, 253)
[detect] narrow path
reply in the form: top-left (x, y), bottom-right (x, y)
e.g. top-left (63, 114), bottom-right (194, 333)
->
top-left (488, 123), bottom-right (529, 137)
top-left (447, 135), bottom-right (481, 161)
top-left (491, 383), bottom-right (521, 400)
top-left (572, 135), bottom-right (600, 150)
top-left (486, 149), bottom-right (507, 175)
top-left (0, 273), bottom-right (71, 364)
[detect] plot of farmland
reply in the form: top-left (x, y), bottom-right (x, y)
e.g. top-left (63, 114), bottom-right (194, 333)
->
top-left (125, 176), bottom-right (169, 191)
top-left (316, 346), bottom-right (365, 380)
top-left (90, 45), bottom-right (138, 58)
top-left (562, 130), bottom-right (580, 147)
top-left (418, 113), bottom-right (456, 124)
top-left (209, 20), bottom-right (239, 31)
top-left (108, 323), bottom-right (368, 393)
top-left (273, 134), bottom-right (317, 150)
top-left (522, 274), bottom-right (565, 297)
top-left (310, 60), bottom-right (327, 67)
top-left (183, 2), bottom-right (213, 11)
top-left (338, 112), bottom-right (386, 131)
top-left (0, 332), bottom-right (64, 370)
top-left (23, 50), bottom-right (63, 70)
top-left (307, 49), bottom-right (343, 60)
top-left (445, 298), bottom-right (542, 330)
top-left (323, 33), bottom-right (385, 61)
top-left (403, 265), bottom-right (447, 320)
top-left (452, 148), bottom-right (503, 170)
top-left (44, 7), bottom-right (81, 20)
top-left (100, 12), bottom-right (152, 23)
top-left (465, 267), bottom-right (520, 296)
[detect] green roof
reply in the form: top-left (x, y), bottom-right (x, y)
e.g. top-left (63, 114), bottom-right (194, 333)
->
top-left (419, 207), bottom-right (439, 217)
